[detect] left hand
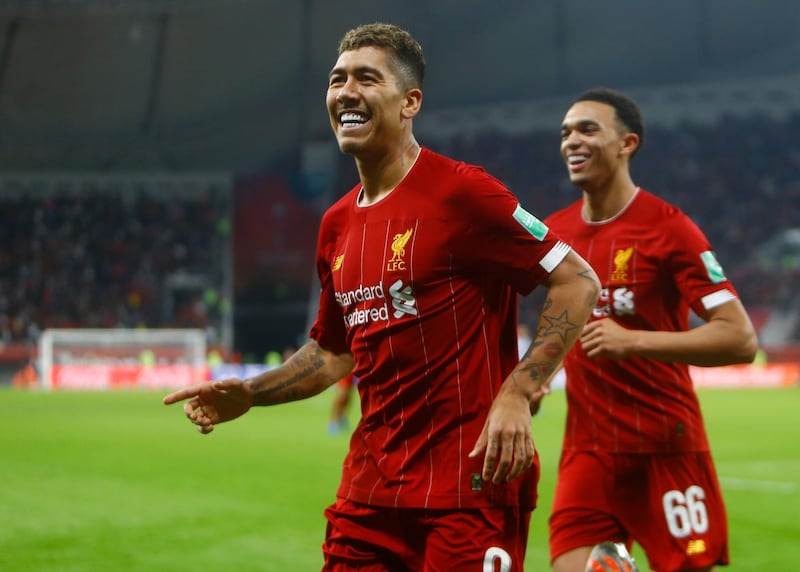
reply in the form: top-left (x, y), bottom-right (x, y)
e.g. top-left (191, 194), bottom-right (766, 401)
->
top-left (469, 385), bottom-right (535, 484)
top-left (580, 318), bottom-right (633, 359)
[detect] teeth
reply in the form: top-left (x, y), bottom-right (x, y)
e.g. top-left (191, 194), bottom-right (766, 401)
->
top-left (568, 155), bottom-right (587, 164)
top-left (341, 113), bottom-right (367, 124)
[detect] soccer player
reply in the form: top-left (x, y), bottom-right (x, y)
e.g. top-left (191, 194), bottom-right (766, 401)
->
top-left (163, 23), bottom-right (600, 571)
top-left (540, 87), bottom-right (758, 572)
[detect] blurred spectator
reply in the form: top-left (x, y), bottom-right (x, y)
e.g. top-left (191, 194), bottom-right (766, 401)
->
top-left (0, 186), bottom-right (228, 343)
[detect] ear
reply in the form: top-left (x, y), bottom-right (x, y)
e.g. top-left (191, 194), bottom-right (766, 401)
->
top-left (619, 132), bottom-right (640, 158)
top-left (401, 87), bottom-right (423, 119)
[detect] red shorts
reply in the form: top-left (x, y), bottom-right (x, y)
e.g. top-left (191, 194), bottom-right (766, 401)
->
top-left (549, 450), bottom-right (729, 572)
top-left (322, 498), bottom-right (532, 571)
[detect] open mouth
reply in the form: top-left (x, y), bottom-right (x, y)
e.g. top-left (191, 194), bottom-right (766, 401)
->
top-left (567, 154), bottom-right (588, 170)
top-left (339, 112), bottom-right (369, 130)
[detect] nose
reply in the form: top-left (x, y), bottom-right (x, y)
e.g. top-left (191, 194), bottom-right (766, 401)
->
top-left (334, 76), bottom-right (359, 105)
top-left (562, 130), bottom-right (582, 150)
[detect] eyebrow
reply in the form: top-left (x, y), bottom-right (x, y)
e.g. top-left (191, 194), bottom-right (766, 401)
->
top-left (328, 64), bottom-right (384, 79)
top-left (561, 119), bottom-right (600, 130)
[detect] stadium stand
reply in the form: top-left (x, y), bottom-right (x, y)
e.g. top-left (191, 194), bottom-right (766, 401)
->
top-left (0, 175), bottom-right (231, 349)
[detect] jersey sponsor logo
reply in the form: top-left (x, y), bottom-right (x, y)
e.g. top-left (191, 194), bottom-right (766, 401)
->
top-left (331, 254), bottom-right (344, 272)
top-left (336, 279), bottom-right (418, 327)
top-left (343, 303), bottom-right (390, 327)
top-left (610, 246), bottom-right (634, 282)
top-left (335, 282), bottom-right (384, 306)
top-left (389, 279), bottom-right (418, 318)
top-left (700, 250), bottom-right (726, 284)
top-left (387, 228), bottom-right (413, 272)
top-left (593, 287), bottom-right (635, 317)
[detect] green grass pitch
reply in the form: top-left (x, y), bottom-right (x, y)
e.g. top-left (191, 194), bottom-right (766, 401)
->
top-left (0, 385), bottom-right (797, 570)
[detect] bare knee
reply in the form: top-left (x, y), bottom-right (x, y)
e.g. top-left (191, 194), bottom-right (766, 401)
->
top-left (552, 547), bottom-right (592, 572)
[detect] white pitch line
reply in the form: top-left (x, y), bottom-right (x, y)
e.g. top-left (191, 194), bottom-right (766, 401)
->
top-left (719, 476), bottom-right (797, 494)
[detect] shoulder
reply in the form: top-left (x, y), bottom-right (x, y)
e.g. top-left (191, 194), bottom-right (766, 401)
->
top-left (634, 188), bottom-right (711, 245)
top-left (420, 147), bottom-right (508, 192)
top-left (634, 188), bottom-right (685, 219)
top-left (415, 147), bottom-right (518, 221)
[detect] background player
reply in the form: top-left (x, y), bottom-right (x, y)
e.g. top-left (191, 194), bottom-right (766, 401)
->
top-left (541, 87), bottom-right (757, 572)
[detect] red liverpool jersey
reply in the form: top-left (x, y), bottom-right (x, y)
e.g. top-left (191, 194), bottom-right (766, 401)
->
top-left (545, 188), bottom-right (739, 453)
top-left (310, 147), bottom-right (570, 509)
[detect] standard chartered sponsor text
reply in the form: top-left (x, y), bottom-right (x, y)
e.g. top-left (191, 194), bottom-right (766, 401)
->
top-left (338, 281), bottom-right (389, 328)
top-left (344, 304), bottom-right (390, 327)
top-left (338, 279), bottom-right (418, 327)
top-left (335, 282), bottom-right (384, 306)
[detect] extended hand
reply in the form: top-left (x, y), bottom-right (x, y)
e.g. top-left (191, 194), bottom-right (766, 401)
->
top-left (468, 388), bottom-right (535, 484)
top-left (163, 378), bottom-right (253, 434)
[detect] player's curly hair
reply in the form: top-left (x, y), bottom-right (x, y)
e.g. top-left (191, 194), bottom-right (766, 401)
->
top-left (338, 23), bottom-right (425, 91)
top-left (575, 87), bottom-right (645, 158)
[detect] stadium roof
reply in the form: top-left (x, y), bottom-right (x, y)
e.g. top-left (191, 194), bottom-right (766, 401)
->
top-left (0, 0), bottom-right (798, 171)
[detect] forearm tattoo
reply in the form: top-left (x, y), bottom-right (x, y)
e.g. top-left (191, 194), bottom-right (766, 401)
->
top-left (579, 268), bottom-right (601, 308)
top-left (518, 297), bottom-right (580, 392)
top-left (252, 343), bottom-right (328, 405)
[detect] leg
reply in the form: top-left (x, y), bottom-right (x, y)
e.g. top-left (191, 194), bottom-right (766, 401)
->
top-left (549, 451), bottom-right (627, 571)
top-left (322, 498), bottom-right (418, 572)
top-left (552, 547), bottom-right (593, 572)
top-left (424, 507), bottom-right (531, 572)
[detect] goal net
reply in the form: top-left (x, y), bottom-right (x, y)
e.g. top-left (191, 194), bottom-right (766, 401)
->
top-left (38, 329), bottom-right (207, 390)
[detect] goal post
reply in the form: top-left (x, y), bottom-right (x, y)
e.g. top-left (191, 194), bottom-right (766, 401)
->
top-left (38, 328), bottom-right (208, 390)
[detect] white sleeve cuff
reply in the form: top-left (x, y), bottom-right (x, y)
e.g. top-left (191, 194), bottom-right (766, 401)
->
top-left (701, 289), bottom-right (737, 310)
top-left (539, 241), bottom-right (571, 273)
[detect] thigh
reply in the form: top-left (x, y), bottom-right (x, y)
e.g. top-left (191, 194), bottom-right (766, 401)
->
top-left (424, 507), bottom-right (531, 572)
top-left (549, 450), bottom-right (628, 562)
top-left (322, 498), bottom-right (421, 572)
top-left (614, 452), bottom-right (729, 572)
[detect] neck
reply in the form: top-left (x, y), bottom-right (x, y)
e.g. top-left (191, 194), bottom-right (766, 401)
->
top-left (581, 173), bottom-right (638, 222)
top-left (356, 137), bottom-right (421, 206)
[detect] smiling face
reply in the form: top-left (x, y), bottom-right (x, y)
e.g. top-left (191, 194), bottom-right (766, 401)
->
top-left (560, 100), bottom-right (638, 193)
top-left (326, 46), bottom-right (421, 160)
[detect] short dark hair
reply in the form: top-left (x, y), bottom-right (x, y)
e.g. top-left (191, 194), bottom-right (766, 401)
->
top-left (338, 23), bottom-right (425, 90)
top-left (575, 87), bottom-right (645, 157)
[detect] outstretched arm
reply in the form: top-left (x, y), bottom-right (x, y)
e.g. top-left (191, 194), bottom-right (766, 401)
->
top-left (470, 250), bottom-right (600, 483)
top-left (163, 340), bottom-right (354, 434)
top-left (580, 298), bottom-right (757, 366)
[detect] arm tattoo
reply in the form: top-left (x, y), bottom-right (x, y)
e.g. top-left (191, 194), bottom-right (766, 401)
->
top-left (252, 345), bottom-right (328, 405)
top-left (516, 296), bottom-right (581, 392)
top-left (538, 299), bottom-right (580, 343)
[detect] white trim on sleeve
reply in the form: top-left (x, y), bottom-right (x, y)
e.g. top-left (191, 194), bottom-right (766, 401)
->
top-left (539, 241), bottom-right (571, 273)
top-left (701, 289), bottom-right (737, 311)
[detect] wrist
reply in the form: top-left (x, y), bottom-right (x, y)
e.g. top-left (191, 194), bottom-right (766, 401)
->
top-left (502, 371), bottom-right (539, 403)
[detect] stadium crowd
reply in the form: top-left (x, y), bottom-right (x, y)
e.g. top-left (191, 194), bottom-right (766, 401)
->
top-left (0, 187), bottom-right (228, 345)
top-left (1, 112), bottom-right (798, 347)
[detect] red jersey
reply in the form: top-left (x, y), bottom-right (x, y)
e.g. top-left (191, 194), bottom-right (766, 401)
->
top-left (310, 147), bottom-right (570, 509)
top-left (545, 188), bottom-right (739, 453)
